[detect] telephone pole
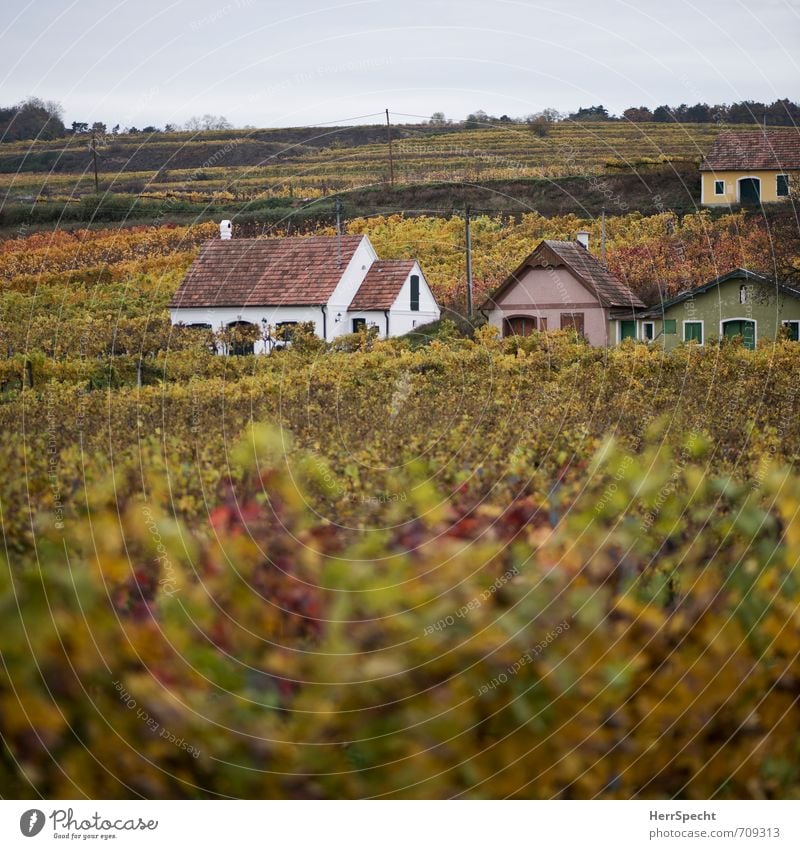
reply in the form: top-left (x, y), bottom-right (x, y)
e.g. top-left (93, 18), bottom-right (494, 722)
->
top-left (335, 197), bottom-right (343, 268)
top-left (90, 130), bottom-right (99, 193)
top-left (385, 108), bottom-right (395, 188)
top-left (601, 206), bottom-right (607, 268)
top-left (465, 205), bottom-right (473, 318)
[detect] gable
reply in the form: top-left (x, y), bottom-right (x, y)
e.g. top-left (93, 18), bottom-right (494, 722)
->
top-left (496, 264), bottom-right (601, 308)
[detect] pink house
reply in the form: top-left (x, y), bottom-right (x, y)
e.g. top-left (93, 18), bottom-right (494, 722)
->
top-left (482, 233), bottom-right (645, 346)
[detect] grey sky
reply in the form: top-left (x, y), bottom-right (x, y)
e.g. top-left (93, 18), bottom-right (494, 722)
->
top-left (1, 0), bottom-right (797, 126)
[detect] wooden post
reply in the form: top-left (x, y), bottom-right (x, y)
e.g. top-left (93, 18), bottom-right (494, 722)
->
top-left (465, 205), bottom-right (473, 318)
top-left (90, 131), bottom-right (99, 193)
top-left (385, 108), bottom-right (394, 188)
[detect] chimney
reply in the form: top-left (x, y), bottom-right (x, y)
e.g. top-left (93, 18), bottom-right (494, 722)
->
top-left (576, 230), bottom-right (590, 250)
top-left (220, 219), bottom-right (232, 240)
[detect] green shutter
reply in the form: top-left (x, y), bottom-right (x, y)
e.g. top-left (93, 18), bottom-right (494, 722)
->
top-left (410, 274), bottom-right (420, 311)
top-left (684, 322), bottom-right (702, 343)
top-left (620, 320), bottom-right (636, 340)
top-left (663, 319), bottom-right (677, 335)
top-left (787, 322), bottom-right (800, 342)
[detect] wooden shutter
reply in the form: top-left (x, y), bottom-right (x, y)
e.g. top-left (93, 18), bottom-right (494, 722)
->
top-left (410, 274), bottom-right (420, 311)
top-left (560, 313), bottom-right (584, 334)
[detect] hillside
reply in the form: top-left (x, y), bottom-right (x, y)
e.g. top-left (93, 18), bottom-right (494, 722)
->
top-left (0, 121), bottom-right (733, 229)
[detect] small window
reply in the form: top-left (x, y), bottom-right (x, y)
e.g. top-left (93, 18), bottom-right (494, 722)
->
top-left (740, 284), bottom-right (747, 304)
top-left (663, 319), bottom-right (677, 335)
top-left (783, 320), bottom-right (800, 342)
top-left (560, 312), bottom-right (584, 334)
top-left (352, 318), bottom-right (367, 333)
top-left (642, 321), bottom-right (654, 341)
top-left (777, 174), bottom-right (790, 197)
top-left (410, 274), bottom-right (420, 311)
top-left (714, 180), bottom-right (725, 195)
top-left (684, 321), bottom-right (703, 344)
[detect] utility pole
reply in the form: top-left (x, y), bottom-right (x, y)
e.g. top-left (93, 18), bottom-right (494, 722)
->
top-left (90, 130), bottom-right (99, 193)
top-left (335, 197), bottom-right (343, 269)
top-left (465, 205), bottom-right (473, 318)
top-left (601, 206), bottom-right (607, 268)
top-left (385, 108), bottom-right (395, 188)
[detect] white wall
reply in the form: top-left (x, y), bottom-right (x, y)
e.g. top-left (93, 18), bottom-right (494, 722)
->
top-left (327, 236), bottom-right (378, 341)
top-left (385, 263), bottom-right (440, 336)
top-left (169, 305), bottom-right (326, 353)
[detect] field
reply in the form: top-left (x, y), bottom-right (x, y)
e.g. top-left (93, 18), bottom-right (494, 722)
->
top-left (2, 209), bottom-right (800, 798)
top-left (0, 121), bottom-right (731, 228)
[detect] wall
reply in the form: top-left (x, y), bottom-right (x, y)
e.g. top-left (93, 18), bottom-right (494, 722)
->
top-left (386, 262), bottom-right (441, 337)
top-left (169, 305), bottom-right (325, 353)
top-left (701, 169), bottom-right (795, 206)
top-left (645, 278), bottom-right (800, 350)
top-left (486, 265), bottom-right (609, 346)
top-left (327, 237), bottom-right (378, 341)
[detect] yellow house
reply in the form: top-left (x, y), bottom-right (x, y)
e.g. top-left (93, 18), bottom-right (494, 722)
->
top-left (700, 129), bottom-right (799, 206)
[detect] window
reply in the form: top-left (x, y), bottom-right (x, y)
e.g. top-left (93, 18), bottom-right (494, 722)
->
top-left (410, 274), bottom-right (420, 311)
top-left (642, 321), bottom-right (654, 341)
top-left (740, 284), bottom-right (747, 304)
top-left (352, 318), bottom-right (367, 333)
top-left (684, 321), bottom-right (703, 344)
top-left (560, 312), bottom-right (584, 334)
top-left (663, 319), bottom-right (677, 335)
top-left (619, 320), bottom-right (636, 341)
top-left (782, 320), bottom-right (800, 341)
top-left (777, 175), bottom-right (790, 197)
top-left (714, 180), bottom-right (725, 195)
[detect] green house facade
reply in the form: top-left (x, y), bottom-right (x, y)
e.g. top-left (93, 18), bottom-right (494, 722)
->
top-left (636, 269), bottom-right (800, 351)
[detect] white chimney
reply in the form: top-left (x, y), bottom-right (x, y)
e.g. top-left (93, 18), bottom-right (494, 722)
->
top-left (220, 219), bottom-right (232, 240)
top-left (576, 230), bottom-right (590, 250)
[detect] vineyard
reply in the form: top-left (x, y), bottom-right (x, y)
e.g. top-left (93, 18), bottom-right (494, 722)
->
top-left (2, 211), bottom-right (800, 799)
top-left (0, 120), bottom-right (729, 227)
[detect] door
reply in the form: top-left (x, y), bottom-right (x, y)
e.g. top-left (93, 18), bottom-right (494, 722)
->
top-left (560, 313), bottom-right (584, 335)
top-left (503, 316), bottom-right (536, 337)
top-left (739, 178), bottom-right (761, 205)
top-left (619, 320), bottom-right (636, 341)
top-left (722, 319), bottom-right (756, 350)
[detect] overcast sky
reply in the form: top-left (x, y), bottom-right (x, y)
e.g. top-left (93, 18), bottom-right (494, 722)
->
top-left (1, 0), bottom-right (798, 127)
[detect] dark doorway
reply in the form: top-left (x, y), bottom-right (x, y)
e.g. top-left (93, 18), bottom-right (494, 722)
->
top-left (722, 319), bottom-right (756, 350)
top-left (739, 178), bottom-right (760, 205)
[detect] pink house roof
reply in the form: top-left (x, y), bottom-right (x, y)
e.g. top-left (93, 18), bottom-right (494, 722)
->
top-left (483, 239), bottom-right (645, 311)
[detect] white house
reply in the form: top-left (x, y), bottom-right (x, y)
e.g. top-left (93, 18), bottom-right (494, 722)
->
top-left (169, 224), bottom-right (440, 353)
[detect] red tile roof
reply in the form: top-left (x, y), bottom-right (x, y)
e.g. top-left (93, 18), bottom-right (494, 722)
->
top-left (483, 239), bottom-right (645, 310)
top-left (700, 130), bottom-right (800, 171)
top-left (348, 260), bottom-right (416, 310)
top-left (169, 235), bottom-right (366, 308)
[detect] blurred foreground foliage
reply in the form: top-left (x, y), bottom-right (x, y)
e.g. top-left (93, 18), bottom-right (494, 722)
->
top-left (2, 387), bottom-right (800, 796)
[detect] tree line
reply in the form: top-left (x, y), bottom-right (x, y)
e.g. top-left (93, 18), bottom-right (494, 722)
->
top-left (441, 98), bottom-right (800, 129)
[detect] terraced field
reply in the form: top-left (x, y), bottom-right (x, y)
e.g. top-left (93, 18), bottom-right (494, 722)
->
top-left (0, 121), bottom-right (731, 227)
